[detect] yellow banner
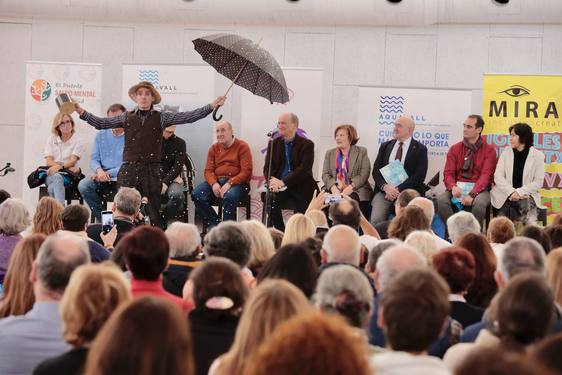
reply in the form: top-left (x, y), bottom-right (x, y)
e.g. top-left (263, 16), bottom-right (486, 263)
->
top-left (482, 74), bottom-right (562, 222)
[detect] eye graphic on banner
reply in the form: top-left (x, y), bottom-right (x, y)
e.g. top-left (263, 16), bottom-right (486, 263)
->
top-left (30, 79), bottom-right (52, 102)
top-left (498, 85), bottom-right (530, 98)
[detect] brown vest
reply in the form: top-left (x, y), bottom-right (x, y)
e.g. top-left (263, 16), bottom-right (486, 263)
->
top-left (123, 111), bottom-right (162, 163)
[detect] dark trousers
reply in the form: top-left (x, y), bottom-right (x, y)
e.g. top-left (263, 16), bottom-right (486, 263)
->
top-left (118, 162), bottom-right (163, 228)
top-left (497, 197), bottom-right (537, 224)
top-left (263, 189), bottom-right (308, 231)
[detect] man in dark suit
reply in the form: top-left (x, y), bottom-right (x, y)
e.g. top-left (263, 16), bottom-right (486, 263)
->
top-left (370, 116), bottom-right (428, 225)
top-left (263, 112), bottom-right (317, 231)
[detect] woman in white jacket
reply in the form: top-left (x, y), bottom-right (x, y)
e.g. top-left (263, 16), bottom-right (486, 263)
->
top-left (491, 123), bottom-right (545, 224)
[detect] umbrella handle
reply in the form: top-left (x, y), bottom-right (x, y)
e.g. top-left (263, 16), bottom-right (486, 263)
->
top-left (212, 105), bottom-right (223, 121)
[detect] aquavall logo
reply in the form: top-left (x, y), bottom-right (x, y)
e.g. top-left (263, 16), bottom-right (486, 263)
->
top-left (30, 79), bottom-right (52, 102)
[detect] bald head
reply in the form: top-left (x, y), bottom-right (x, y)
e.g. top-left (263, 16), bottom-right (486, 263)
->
top-left (394, 116), bottom-right (415, 141)
top-left (408, 197), bottom-right (435, 223)
top-left (375, 245), bottom-right (426, 291)
top-left (215, 120), bottom-right (234, 147)
top-left (323, 225), bottom-right (361, 266)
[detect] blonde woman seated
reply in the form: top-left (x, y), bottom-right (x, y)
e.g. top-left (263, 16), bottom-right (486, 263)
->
top-left (322, 124), bottom-right (372, 216)
top-left (280, 213), bottom-right (316, 246)
top-left (491, 123), bottom-right (545, 224)
top-left (209, 279), bottom-right (311, 375)
top-left (43, 113), bottom-right (86, 204)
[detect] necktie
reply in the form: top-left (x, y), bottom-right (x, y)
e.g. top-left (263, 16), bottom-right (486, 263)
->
top-left (395, 141), bottom-right (404, 161)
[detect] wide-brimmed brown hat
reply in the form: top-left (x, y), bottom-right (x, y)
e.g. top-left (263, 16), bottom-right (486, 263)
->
top-left (128, 81), bottom-right (161, 104)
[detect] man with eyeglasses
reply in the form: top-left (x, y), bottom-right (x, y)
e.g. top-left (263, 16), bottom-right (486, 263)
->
top-left (161, 125), bottom-right (188, 227)
top-left (436, 114), bottom-right (497, 229)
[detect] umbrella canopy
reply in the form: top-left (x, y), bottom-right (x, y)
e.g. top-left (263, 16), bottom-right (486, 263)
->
top-left (193, 33), bottom-right (289, 120)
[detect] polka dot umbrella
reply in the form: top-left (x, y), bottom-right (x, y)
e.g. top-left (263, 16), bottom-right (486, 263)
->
top-left (193, 33), bottom-right (290, 121)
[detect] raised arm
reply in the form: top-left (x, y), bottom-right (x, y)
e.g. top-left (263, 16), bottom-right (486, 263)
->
top-left (75, 103), bottom-right (126, 129)
top-left (161, 96), bottom-right (226, 127)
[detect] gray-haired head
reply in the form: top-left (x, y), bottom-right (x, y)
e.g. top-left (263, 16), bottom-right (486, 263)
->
top-left (204, 221), bottom-right (251, 268)
top-left (165, 222), bottom-right (200, 258)
top-left (409, 197), bottom-right (435, 223)
top-left (0, 198), bottom-right (31, 235)
top-left (367, 239), bottom-right (402, 273)
top-left (322, 225), bottom-right (361, 266)
top-left (36, 232), bottom-right (91, 294)
top-left (315, 264), bottom-right (374, 328)
top-left (498, 237), bottom-right (546, 283)
top-left (447, 211), bottom-right (481, 243)
top-left (376, 244), bottom-right (426, 292)
top-left (113, 187), bottom-right (142, 216)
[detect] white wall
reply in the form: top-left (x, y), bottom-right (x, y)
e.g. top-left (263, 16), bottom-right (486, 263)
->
top-left (1, 20), bottom-right (561, 198)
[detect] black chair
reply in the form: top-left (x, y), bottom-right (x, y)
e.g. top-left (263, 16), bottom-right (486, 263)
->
top-left (39, 185), bottom-right (83, 205)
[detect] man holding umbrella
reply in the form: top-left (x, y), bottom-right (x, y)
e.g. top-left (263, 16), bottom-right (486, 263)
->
top-left (74, 81), bottom-right (225, 227)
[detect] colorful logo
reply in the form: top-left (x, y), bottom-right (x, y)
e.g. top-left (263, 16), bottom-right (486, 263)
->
top-left (30, 79), bottom-right (52, 102)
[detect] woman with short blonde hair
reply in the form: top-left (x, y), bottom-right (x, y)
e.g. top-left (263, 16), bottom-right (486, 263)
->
top-left (405, 230), bottom-right (439, 265)
top-left (210, 279), bottom-right (311, 375)
top-left (32, 196), bottom-right (63, 236)
top-left (305, 209), bottom-right (328, 228)
top-left (281, 214), bottom-right (315, 246)
top-left (35, 263), bottom-right (131, 374)
top-left (0, 198), bottom-right (31, 283)
top-left (240, 220), bottom-right (275, 276)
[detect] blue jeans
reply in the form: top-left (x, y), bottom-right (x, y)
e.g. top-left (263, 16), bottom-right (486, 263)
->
top-left (192, 178), bottom-right (249, 229)
top-left (78, 178), bottom-right (108, 222)
top-left (45, 173), bottom-right (66, 204)
top-left (162, 182), bottom-right (186, 225)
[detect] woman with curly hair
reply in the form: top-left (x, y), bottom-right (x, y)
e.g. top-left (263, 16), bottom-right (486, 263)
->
top-left (32, 197), bottom-right (63, 236)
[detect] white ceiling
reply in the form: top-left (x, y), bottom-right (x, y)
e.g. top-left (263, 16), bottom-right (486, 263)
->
top-left (0, 0), bottom-right (561, 26)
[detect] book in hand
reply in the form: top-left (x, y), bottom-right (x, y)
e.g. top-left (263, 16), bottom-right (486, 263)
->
top-left (451, 181), bottom-right (475, 207)
top-left (380, 160), bottom-right (408, 186)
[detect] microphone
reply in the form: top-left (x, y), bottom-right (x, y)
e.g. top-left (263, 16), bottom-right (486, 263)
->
top-left (139, 197), bottom-right (151, 225)
top-left (141, 197), bottom-right (148, 206)
top-left (267, 129), bottom-right (278, 137)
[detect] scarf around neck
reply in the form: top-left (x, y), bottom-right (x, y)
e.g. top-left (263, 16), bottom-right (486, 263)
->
top-left (461, 136), bottom-right (483, 179)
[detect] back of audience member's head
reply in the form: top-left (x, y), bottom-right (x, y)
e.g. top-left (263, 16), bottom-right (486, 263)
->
top-left (487, 216), bottom-right (516, 244)
top-left (113, 187), bottom-right (142, 216)
top-left (329, 199), bottom-right (362, 229)
top-left (61, 204), bottom-right (90, 232)
top-left (189, 257), bottom-right (248, 317)
top-left (546, 248), bottom-right (562, 307)
top-left (119, 226), bottom-right (169, 281)
top-left (447, 211), bottom-right (481, 243)
top-left (530, 332), bottom-right (562, 375)
top-left (498, 237), bottom-right (546, 285)
top-left (165, 222), bottom-right (200, 259)
top-left (268, 227), bottom-right (284, 250)
top-left (432, 246), bottom-right (475, 295)
top-left (456, 347), bottom-right (536, 375)
top-left (245, 312), bottom-right (372, 375)
top-left (322, 224), bottom-right (361, 266)
top-left (257, 244), bottom-right (318, 299)
top-left (281, 214), bottom-right (316, 246)
top-left (219, 280), bottom-right (311, 375)
top-left (300, 236), bottom-right (323, 267)
top-left (456, 232), bottom-right (497, 276)
top-left (365, 239), bottom-right (401, 274)
top-left (84, 296), bottom-right (194, 375)
top-left (375, 244), bottom-right (426, 292)
top-left (520, 225), bottom-right (551, 254)
top-left (36, 232), bottom-right (91, 295)
top-left (545, 225), bottom-right (562, 250)
top-left (0, 233), bottom-right (46, 318)
top-left (408, 197), bottom-right (435, 223)
top-left (305, 209), bottom-right (328, 228)
top-left (315, 265), bottom-right (373, 328)
top-left (0, 198), bottom-right (30, 235)
top-left (240, 220), bottom-right (275, 274)
top-left (404, 230), bottom-right (438, 264)
top-left (381, 268), bottom-right (450, 353)
top-left (387, 205), bottom-right (429, 241)
top-left (0, 189), bottom-right (10, 205)
top-left (204, 221), bottom-right (251, 267)
top-left (61, 263), bottom-right (131, 347)
top-left (495, 272), bottom-right (554, 351)
top-left (32, 196), bottom-right (63, 235)
top-left (395, 189), bottom-right (420, 216)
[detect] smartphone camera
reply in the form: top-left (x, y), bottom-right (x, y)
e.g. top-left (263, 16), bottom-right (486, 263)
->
top-left (324, 194), bottom-right (342, 205)
top-left (101, 210), bottom-right (114, 234)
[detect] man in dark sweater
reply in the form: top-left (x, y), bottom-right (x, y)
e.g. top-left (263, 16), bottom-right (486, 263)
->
top-left (75, 81), bottom-right (225, 227)
top-left (161, 125), bottom-right (188, 226)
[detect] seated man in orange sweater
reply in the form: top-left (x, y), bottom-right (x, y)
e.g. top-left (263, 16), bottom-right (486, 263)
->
top-left (192, 121), bottom-right (253, 229)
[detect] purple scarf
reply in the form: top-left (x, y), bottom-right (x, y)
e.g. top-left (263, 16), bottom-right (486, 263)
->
top-left (461, 137), bottom-right (483, 179)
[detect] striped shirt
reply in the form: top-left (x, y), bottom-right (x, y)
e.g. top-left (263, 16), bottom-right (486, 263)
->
top-left (80, 104), bottom-right (213, 130)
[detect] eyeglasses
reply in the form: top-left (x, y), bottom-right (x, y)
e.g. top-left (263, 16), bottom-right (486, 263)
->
top-left (59, 120), bottom-right (72, 126)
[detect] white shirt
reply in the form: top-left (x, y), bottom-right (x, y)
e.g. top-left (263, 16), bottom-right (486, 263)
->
top-left (43, 134), bottom-right (86, 167)
top-left (433, 232), bottom-right (452, 249)
top-left (371, 351), bottom-right (451, 375)
top-left (389, 137), bottom-right (412, 164)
